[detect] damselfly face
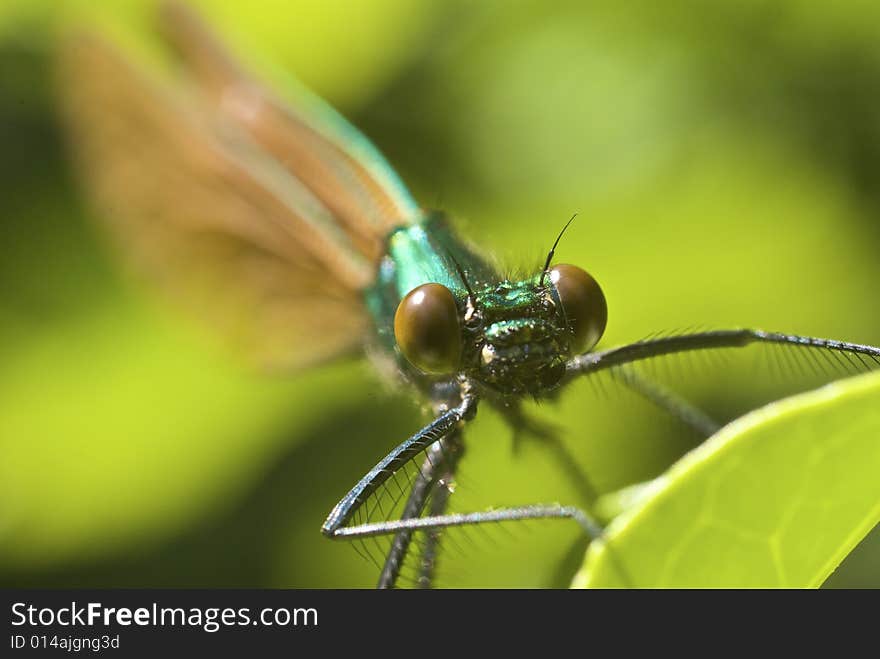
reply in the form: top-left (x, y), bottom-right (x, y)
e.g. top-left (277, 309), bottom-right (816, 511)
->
top-left (394, 264), bottom-right (607, 395)
top-left (473, 265), bottom-right (608, 395)
top-left (467, 275), bottom-right (574, 395)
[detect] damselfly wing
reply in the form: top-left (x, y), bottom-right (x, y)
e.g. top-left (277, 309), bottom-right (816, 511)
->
top-left (58, 1), bottom-right (880, 588)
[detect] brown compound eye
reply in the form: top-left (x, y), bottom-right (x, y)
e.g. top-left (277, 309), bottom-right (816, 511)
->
top-left (549, 264), bottom-right (607, 353)
top-left (394, 283), bottom-right (462, 374)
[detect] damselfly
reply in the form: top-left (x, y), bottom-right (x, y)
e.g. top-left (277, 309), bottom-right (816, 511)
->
top-left (58, 2), bottom-right (880, 588)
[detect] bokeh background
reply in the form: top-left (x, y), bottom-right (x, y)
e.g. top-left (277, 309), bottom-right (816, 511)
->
top-left (2, 0), bottom-right (880, 588)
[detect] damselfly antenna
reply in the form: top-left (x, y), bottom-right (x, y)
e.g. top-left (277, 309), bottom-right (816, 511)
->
top-left (539, 213), bottom-right (577, 286)
top-left (448, 249), bottom-right (477, 306)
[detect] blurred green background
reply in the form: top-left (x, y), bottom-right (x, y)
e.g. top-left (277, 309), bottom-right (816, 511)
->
top-left (2, 0), bottom-right (880, 588)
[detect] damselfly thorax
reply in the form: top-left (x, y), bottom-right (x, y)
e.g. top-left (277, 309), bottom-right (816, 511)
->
top-left (58, 1), bottom-right (880, 588)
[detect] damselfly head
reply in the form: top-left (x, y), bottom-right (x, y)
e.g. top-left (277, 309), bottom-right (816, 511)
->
top-left (393, 263), bottom-right (607, 396)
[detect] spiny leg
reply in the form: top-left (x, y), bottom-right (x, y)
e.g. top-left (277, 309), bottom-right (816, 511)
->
top-left (322, 394), bottom-right (605, 577)
top-left (377, 433), bottom-right (462, 589)
top-left (323, 392), bottom-right (477, 590)
top-left (415, 431), bottom-right (464, 588)
top-left (376, 447), bottom-right (435, 589)
top-left (566, 330), bottom-right (880, 442)
top-left (321, 393), bottom-right (478, 540)
top-left (566, 329), bottom-right (880, 380)
top-left (324, 394), bottom-right (614, 586)
top-left (564, 329), bottom-right (880, 453)
top-left (331, 504), bottom-right (605, 544)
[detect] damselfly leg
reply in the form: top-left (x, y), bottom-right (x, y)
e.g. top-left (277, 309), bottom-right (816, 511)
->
top-left (323, 329), bottom-right (880, 588)
top-left (322, 392), bottom-right (605, 588)
top-left (378, 430), bottom-right (463, 588)
top-left (565, 330), bottom-right (880, 380)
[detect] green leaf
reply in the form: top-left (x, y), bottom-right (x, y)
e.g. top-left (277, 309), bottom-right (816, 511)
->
top-left (573, 370), bottom-right (880, 588)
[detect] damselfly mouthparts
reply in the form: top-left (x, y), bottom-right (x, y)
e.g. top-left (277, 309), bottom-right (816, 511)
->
top-left (58, 1), bottom-right (880, 588)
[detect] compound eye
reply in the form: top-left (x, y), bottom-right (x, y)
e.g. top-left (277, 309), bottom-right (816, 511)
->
top-left (394, 283), bottom-right (462, 374)
top-left (549, 264), bottom-right (607, 352)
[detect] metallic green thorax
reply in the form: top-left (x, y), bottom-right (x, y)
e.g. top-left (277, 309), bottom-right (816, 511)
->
top-left (366, 212), bottom-right (574, 397)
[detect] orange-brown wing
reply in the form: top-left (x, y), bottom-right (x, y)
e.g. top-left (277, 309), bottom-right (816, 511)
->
top-left (157, 0), bottom-right (423, 263)
top-left (57, 33), bottom-right (375, 370)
